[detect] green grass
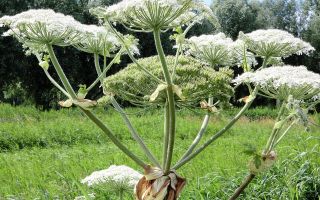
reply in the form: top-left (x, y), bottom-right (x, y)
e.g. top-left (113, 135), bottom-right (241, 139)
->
top-left (0, 103), bottom-right (319, 199)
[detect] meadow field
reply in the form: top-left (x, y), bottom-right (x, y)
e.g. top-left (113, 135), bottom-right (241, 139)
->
top-left (0, 104), bottom-right (319, 199)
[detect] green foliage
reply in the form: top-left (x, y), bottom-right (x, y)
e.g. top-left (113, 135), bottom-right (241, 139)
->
top-left (0, 104), bottom-right (319, 199)
top-left (257, 0), bottom-right (298, 34)
top-left (103, 55), bottom-right (234, 107)
top-left (211, 0), bottom-right (259, 39)
top-left (2, 82), bottom-right (33, 105)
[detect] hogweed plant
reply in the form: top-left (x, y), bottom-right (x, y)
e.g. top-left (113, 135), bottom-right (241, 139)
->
top-left (0, 0), bottom-right (319, 199)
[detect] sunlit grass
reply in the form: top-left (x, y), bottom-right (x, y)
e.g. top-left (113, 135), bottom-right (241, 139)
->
top-left (0, 104), bottom-right (319, 199)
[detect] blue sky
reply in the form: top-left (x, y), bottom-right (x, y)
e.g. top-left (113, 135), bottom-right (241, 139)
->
top-left (204, 0), bottom-right (212, 5)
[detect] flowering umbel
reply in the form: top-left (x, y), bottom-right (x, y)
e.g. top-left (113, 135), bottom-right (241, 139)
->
top-left (81, 165), bottom-right (143, 187)
top-left (233, 65), bottom-right (320, 101)
top-left (0, 9), bottom-right (83, 47)
top-left (239, 29), bottom-right (315, 58)
top-left (90, 0), bottom-right (209, 31)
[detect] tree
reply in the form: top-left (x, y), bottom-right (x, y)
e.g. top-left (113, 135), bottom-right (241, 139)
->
top-left (257, 0), bottom-right (298, 35)
top-left (211, 0), bottom-right (260, 39)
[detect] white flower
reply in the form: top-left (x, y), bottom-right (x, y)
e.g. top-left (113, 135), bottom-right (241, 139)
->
top-left (233, 65), bottom-right (320, 100)
top-left (81, 165), bottom-right (143, 187)
top-left (0, 9), bottom-right (83, 46)
top-left (74, 24), bottom-right (122, 55)
top-left (185, 33), bottom-right (257, 68)
top-left (239, 29), bottom-right (315, 58)
top-left (90, 0), bottom-right (205, 31)
top-left (185, 33), bottom-right (234, 67)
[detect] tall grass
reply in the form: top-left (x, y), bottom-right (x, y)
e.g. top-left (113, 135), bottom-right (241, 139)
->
top-left (0, 104), bottom-right (319, 199)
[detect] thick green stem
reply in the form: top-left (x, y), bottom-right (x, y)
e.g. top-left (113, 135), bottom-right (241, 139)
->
top-left (178, 97), bottom-right (213, 161)
top-left (80, 108), bottom-right (147, 169)
top-left (111, 97), bottom-right (161, 168)
top-left (46, 44), bottom-right (77, 99)
top-left (153, 29), bottom-right (176, 174)
top-left (264, 101), bottom-right (286, 153)
top-left (94, 54), bottom-right (104, 83)
top-left (229, 173), bottom-right (256, 200)
top-left (162, 101), bottom-right (170, 169)
top-left (173, 88), bottom-right (258, 170)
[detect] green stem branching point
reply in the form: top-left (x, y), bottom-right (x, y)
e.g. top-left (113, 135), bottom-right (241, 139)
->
top-left (46, 44), bottom-right (77, 99)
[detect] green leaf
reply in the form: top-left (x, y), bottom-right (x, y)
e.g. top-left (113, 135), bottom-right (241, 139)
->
top-left (254, 155), bottom-right (262, 169)
top-left (242, 143), bottom-right (258, 155)
top-left (77, 84), bottom-right (88, 99)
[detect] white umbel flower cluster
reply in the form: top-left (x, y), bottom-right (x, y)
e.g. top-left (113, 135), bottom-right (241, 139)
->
top-left (185, 33), bottom-right (234, 67)
top-left (90, 0), bottom-right (202, 31)
top-left (75, 24), bottom-right (122, 55)
top-left (0, 9), bottom-right (83, 45)
top-left (233, 65), bottom-right (320, 100)
top-left (185, 33), bottom-right (257, 68)
top-left (239, 29), bottom-right (315, 58)
top-left (0, 9), bottom-right (139, 55)
top-left (81, 165), bottom-right (143, 187)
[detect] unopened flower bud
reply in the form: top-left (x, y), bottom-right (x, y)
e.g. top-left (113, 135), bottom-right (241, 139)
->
top-left (39, 60), bottom-right (49, 70)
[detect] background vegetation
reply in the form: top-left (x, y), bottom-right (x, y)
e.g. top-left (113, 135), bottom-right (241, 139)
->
top-left (0, 104), bottom-right (319, 199)
top-left (0, 0), bottom-right (319, 109)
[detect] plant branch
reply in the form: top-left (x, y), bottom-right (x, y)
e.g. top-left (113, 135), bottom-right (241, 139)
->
top-left (87, 50), bottom-right (123, 91)
top-left (46, 44), bottom-right (77, 99)
top-left (274, 119), bottom-right (298, 147)
top-left (178, 97), bottom-right (213, 162)
top-left (46, 44), bottom-right (147, 169)
top-left (173, 88), bottom-right (259, 170)
top-left (43, 69), bottom-right (71, 98)
top-left (111, 97), bottom-right (161, 168)
top-left (229, 173), bottom-right (255, 200)
top-left (264, 101), bottom-right (286, 153)
top-left (107, 21), bottom-right (165, 84)
top-left (80, 108), bottom-right (147, 169)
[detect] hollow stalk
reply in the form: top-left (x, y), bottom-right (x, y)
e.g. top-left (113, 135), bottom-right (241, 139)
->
top-left (153, 29), bottom-right (176, 174)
